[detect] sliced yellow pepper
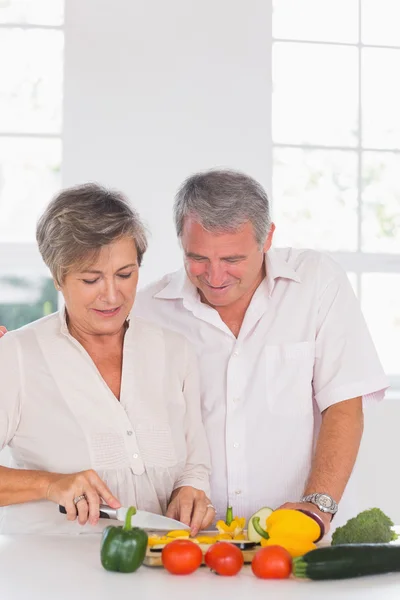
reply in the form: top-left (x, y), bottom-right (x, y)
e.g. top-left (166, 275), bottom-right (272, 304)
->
top-left (216, 506), bottom-right (246, 538)
top-left (216, 533), bottom-right (234, 540)
top-left (147, 536), bottom-right (171, 547)
top-left (166, 530), bottom-right (190, 538)
top-left (195, 535), bottom-right (217, 544)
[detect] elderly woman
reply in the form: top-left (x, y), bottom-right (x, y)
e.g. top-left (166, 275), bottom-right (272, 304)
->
top-left (0, 184), bottom-right (213, 534)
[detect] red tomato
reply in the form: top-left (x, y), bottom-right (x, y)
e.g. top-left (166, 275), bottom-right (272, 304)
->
top-left (162, 539), bottom-right (203, 575)
top-left (205, 542), bottom-right (244, 576)
top-left (251, 546), bottom-right (292, 579)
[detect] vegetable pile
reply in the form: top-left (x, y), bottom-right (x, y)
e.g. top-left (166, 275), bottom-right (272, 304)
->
top-left (99, 504), bottom-right (400, 582)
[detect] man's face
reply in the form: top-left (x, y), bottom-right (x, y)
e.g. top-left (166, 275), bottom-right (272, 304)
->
top-left (181, 217), bottom-right (275, 308)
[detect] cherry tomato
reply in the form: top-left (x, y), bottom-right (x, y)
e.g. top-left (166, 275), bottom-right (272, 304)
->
top-left (205, 542), bottom-right (244, 576)
top-left (161, 539), bottom-right (203, 575)
top-left (251, 546), bottom-right (292, 579)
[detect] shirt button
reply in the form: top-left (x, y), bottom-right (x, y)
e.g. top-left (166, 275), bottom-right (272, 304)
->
top-left (233, 350), bottom-right (239, 357)
top-left (235, 490), bottom-right (242, 495)
top-left (233, 397), bottom-right (240, 403)
top-left (233, 442), bottom-right (240, 449)
top-left (133, 453), bottom-right (139, 459)
top-left (127, 430), bottom-right (133, 436)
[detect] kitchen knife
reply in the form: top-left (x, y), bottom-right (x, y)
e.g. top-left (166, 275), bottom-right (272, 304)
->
top-left (59, 504), bottom-right (190, 531)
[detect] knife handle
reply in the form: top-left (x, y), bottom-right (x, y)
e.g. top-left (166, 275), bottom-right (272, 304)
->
top-left (58, 504), bottom-right (113, 519)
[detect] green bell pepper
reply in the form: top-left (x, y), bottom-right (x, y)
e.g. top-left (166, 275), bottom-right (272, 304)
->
top-left (100, 506), bottom-right (148, 573)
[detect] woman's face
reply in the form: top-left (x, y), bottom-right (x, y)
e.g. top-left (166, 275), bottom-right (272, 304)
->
top-left (60, 236), bottom-right (139, 337)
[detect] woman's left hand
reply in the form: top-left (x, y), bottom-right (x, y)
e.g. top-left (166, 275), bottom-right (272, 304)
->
top-left (166, 486), bottom-right (216, 536)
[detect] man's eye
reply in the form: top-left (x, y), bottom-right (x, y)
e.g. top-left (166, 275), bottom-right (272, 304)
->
top-left (82, 279), bottom-right (99, 284)
top-left (118, 273), bottom-right (132, 279)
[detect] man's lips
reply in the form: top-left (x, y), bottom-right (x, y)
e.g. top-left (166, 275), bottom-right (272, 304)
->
top-left (202, 281), bottom-right (234, 292)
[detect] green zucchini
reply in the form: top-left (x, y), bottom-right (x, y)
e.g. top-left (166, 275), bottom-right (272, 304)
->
top-left (293, 544), bottom-right (400, 580)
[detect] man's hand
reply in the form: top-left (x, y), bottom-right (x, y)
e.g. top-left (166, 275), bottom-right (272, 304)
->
top-left (278, 501), bottom-right (332, 535)
top-left (0, 326), bottom-right (7, 338)
top-left (166, 486), bottom-right (215, 536)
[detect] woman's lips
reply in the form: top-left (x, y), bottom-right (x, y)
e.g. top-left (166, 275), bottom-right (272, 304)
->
top-left (92, 307), bottom-right (122, 317)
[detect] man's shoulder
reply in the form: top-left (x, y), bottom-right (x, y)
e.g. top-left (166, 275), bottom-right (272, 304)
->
top-left (136, 271), bottom-right (178, 301)
top-left (275, 247), bottom-right (347, 282)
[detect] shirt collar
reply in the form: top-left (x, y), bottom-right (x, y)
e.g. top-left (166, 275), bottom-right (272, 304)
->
top-left (58, 306), bottom-right (69, 336)
top-left (153, 268), bottom-right (196, 302)
top-left (266, 248), bottom-right (301, 296)
top-left (153, 248), bottom-right (301, 303)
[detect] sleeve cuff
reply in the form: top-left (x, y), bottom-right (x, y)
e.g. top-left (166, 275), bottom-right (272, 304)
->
top-left (315, 378), bottom-right (390, 413)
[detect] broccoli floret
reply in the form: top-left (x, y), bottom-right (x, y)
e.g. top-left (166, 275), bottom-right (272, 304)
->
top-left (332, 508), bottom-right (398, 545)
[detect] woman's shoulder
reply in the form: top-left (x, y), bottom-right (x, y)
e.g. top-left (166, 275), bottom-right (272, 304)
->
top-left (3, 312), bottom-right (61, 345)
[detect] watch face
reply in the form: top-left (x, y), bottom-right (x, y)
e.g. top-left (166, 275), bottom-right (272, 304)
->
top-left (316, 494), bottom-right (333, 509)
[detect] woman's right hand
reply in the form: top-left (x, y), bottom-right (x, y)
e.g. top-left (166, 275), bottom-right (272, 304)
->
top-left (0, 326), bottom-right (7, 338)
top-left (46, 469), bottom-right (121, 527)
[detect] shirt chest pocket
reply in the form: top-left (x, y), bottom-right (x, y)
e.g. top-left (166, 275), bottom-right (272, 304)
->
top-left (265, 341), bottom-right (315, 417)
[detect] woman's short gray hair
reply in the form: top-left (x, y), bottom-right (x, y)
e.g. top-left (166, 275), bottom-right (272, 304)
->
top-left (173, 169), bottom-right (271, 246)
top-left (36, 183), bottom-right (148, 285)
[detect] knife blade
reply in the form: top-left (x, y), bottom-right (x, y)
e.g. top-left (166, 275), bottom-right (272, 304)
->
top-left (59, 504), bottom-right (190, 531)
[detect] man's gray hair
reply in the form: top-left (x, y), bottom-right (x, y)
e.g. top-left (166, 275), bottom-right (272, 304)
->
top-left (36, 183), bottom-right (148, 285)
top-left (173, 169), bottom-right (271, 246)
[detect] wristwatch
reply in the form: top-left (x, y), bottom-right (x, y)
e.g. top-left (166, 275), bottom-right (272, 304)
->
top-left (301, 493), bottom-right (338, 517)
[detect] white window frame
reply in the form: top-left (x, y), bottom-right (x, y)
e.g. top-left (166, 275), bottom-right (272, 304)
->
top-left (0, 19), bottom-right (64, 291)
top-left (272, 1), bottom-right (400, 398)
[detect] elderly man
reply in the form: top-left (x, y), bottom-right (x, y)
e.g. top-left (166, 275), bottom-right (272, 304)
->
top-left (134, 169), bottom-right (388, 533)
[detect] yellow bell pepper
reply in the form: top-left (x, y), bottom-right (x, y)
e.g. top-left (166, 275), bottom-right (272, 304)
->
top-left (251, 508), bottom-right (321, 558)
top-left (260, 536), bottom-right (317, 558)
top-left (216, 506), bottom-right (246, 538)
top-left (262, 509), bottom-right (320, 542)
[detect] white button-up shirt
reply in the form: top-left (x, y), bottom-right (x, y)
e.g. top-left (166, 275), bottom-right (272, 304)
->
top-left (0, 311), bottom-right (210, 533)
top-left (134, 248), bottom-right (388, 526)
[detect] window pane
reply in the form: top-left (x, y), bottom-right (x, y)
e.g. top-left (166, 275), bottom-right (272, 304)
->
top-left (272, 148), bottom-right (358, 251)
top-left (0, 29), bottom-right (63, 134)
top-left (362, 0), bottom-right (400, 47)
top-left (273, 0), bottom-right (359, 44)
top-left (273, 43), bottom-right (358, 146)
top-left (0, 0), bottom-right (64, 25)
top-left (0, 137), bottom-right (62, 242)
top-left (0, 275), bottom-right (57, 329)
top-left (362, 274), bottom-right (400, 376)
top-left (363, 48), bottom-right (400, 149)
top-left (362, 152), bottom-right (400, 253)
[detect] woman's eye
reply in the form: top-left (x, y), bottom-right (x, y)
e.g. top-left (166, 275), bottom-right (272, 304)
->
top-left (118, 273), bottom-right (132, 279)
top-left (82, 279), bottom-right (99, 284)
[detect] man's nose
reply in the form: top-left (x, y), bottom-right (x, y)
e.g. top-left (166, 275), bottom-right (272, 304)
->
top-left (206, 263), bottom-right (227, 287)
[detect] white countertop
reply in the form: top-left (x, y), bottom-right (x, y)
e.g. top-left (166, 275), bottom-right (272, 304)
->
top-left (2, 534), bottom-right (400, 599)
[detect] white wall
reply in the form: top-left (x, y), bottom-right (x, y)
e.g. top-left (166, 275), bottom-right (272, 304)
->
top-left (63, 0), bottom-right (272, 286)
top-left (60, 0), bottom-right (399, 525)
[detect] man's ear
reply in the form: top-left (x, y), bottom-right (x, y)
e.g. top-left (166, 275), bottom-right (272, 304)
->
top-left (263, 222), bottom-right (276, 253)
